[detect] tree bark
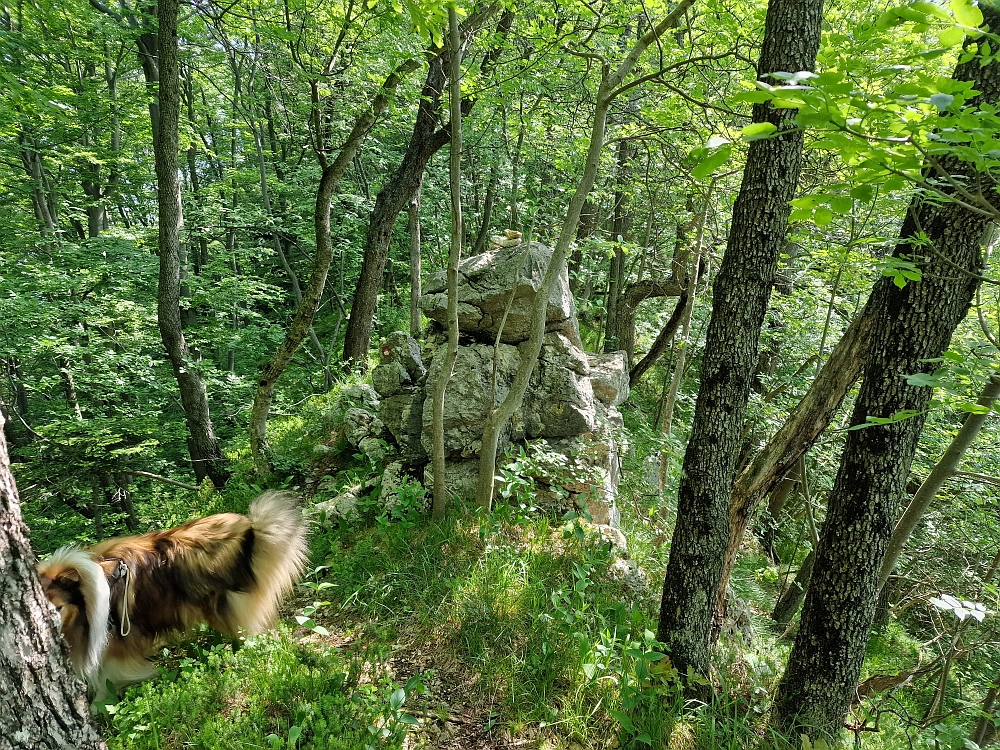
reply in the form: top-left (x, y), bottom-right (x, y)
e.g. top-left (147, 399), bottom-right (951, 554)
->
top-left (154, 0), bottom-right (230, 488)
top-left (0, 411), bottom-right (107, 750)
top-left (248, 60), bottom-right (419, 475)
top-left (431, 8), bottom-right (463, 521)
top-left (772, 16), bottom-right (1000, 737)
top-left (656, 0), bottom-right (824, 681)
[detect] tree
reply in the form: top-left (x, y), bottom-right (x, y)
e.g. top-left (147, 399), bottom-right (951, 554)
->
top-left (430, 6), bottom-right (464, 520)
top-left (153, 0), bottom-right (230, 488)
top-left (0, 411), bottom-right (107, 750)
top-left (340, 6), bottom-right (506, 369)
top-left (656, 0), bottom-right (825, 679)
top-left (772, 7), bottom-right (1000, 735)
top-left (475, 0), bottom-right (697, 510)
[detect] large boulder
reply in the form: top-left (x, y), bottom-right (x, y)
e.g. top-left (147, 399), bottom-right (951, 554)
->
top-left (420, 343), bottom-right (522, 459)
top-left (522, 332), bottom-right (597, 440)
top-left (420, 242), bottom-right (581, 346)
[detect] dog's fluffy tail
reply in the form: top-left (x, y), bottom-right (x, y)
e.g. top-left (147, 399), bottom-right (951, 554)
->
top-left (240, 491), bottom-right (308, 632)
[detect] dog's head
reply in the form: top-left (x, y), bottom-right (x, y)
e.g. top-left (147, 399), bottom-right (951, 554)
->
top-left (37, 548), bottom-right (111, 682)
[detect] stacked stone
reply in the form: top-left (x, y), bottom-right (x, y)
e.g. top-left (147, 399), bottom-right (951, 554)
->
top-left (371, 241), bottom-right (629, 524)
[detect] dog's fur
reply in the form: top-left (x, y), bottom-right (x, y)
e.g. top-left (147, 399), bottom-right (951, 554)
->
top-left (37, 492), bottom-right (308, 695)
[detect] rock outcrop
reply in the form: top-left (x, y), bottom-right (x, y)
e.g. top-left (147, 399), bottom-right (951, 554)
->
top-left (373, 242), bottom-right (629, 524)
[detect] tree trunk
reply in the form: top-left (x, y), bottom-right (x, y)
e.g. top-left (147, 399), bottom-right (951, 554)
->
top-left (0, 412), bottom-right (107, 750)
top-left (604, 137), bottom-right (636, 353)
top-left (471, 161), bottom-right (498, 255)
top-left (248, 60), bottom-right (419, 475)
top-left (409, 183), bottom-right (423, 337)
top-left (656, 0), bottom-right (823, 681)
top-left (714, 300), bottom-right (876, 616)
top-left (475, 0), bottom-right (695, 510)
top-left (628, 287), bottom-right (689, 387)
top-left (772, 549), bottom-right (815, 628)
top-left (431, 8), bottom-right (463, 521)
top-left (772, 17), bottom-right (1000, 737)
top-left (341, 7), bottom-right (507, 369)
top-left (877, 372), bottom-right (1000, 589)
top-left (154, 0), bottom-right (230, 488)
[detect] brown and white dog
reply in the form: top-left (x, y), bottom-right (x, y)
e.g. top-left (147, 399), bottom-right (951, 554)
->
top-left (36, 492), bottom-right (308, 696)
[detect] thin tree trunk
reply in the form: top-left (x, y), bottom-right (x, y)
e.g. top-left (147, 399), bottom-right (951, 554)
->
top-left (772, 550), bottom-right (815, 628)
top-left (629, 287), bottom-right (689, 387)
top-left (409, 183), bottom-right (423, 337)
top-left (248, 60), bottom-right (419, 475)
top-left (471, 161), bottom-right (498, 255)
top-left (972, 679), bottom-right (999, 746)
top-left (0, 412), bottom-right (107, 750)
top-left (154, 0), bottom-right (229, 488)
top-left (431, 8), bottom-right (463, 521)
top-left (475, 0), bottom-right (696, 510)
top-left (772, 15), bottom-right (1000, 736)
top-left (656, 0), bottom-right (824, 681)
top-left (656, 249), bottom-right (703, 492)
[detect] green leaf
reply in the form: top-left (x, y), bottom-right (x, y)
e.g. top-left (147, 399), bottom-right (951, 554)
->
top-left (850, 184), bottom-right (876, 202)
top-left (390, 688), bottom-right (406, 710)
top-left (830, 196), bottom-right (853, 214)
top-left (742, 122), bottom-right (778, 141)
top-left (609, 709), bottom-right (634, 732)
top-left (939, 25), bottom-right (967, 46)
top-left (929, 93), bottom-right (955, 110)
top-left (950, 0), bottom-right (983, 27)
top-left (691, 145), bottom-right (733, 180)
top-left (814, 207), bottom-right (834, 226)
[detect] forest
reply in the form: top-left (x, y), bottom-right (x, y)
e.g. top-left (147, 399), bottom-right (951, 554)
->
top-left (1, 0), bottom-right (999, 746)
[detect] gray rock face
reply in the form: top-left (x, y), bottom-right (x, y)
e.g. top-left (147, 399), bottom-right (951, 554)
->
top-left (381, 331), bottom-right (425, 381)
top-left (343, 408), bottom-right (384, 448)
top-left (523, 333), bottom-right (597, 440)
top-left (588, 351), bottom-right (630, 408)
top-left (379, 392), bottom-right (427, 463)
top-left (422, 460), bottom-right (480, 501)
top-left (421, 242), bottom-right (581, 345)
top-left (420, 343), bottom-right (521, 459)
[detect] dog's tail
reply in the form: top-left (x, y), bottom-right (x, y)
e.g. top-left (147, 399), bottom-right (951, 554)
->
top-left (241, 491), bottom-right (308, 631)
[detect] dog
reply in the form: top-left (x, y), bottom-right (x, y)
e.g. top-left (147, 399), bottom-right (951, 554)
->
top-left (36, 491), bottom-right (308, 697)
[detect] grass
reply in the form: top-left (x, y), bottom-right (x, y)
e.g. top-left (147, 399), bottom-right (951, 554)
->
top-left (39, 393), bottom-right (987, 750)
top-left (107, 632), bottom-right (401, 750)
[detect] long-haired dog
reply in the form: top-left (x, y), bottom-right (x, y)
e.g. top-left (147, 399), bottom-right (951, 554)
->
top-left (36, 492), bottom-right (308, 696)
